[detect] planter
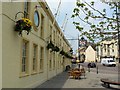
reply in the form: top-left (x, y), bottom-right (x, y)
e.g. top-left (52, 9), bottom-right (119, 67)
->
top-left (53, 46), bottom-right (60, 52)
top-left (60, 50), bottom-right (65, 55)
top-left (15, 18), bottom-right (32, 35)
top-left (47, 41), bottom-right (54, 51)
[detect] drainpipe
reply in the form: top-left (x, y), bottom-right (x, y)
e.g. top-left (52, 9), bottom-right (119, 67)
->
top-left (116, 2), bottom-right (120, 63)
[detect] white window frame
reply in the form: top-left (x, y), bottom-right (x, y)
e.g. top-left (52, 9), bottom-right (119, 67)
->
top-left (20, 39), bottom-right (29, 77)
top-left (32, 44), bottom-right (38, 74)
top-left (40, 46), bottom-right (44, 72)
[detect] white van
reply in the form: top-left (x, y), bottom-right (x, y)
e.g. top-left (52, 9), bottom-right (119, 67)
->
top-left (101, 58), bottom-right (116, 67)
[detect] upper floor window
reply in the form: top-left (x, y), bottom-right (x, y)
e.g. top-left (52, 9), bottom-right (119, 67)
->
top-left (53, 30), bottom-right (55, 44)
top-left (34, 10), bottom-right (40, 27)
top-left (32, 44), bottom-right (38, 73)
top-left (50, 26), bottom-right (52, 41)
top-left (40, 14), bottom-right (44, 38)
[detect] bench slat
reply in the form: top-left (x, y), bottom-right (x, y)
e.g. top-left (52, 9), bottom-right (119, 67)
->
top-left (101, 78), bottom-right (120, 85)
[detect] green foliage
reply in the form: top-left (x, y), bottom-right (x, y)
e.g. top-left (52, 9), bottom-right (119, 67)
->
top-left (15, 18), bottom-right (32, 35)
top-left (91, 25), bottom-right (96, 28)
top-left (103, 9), bottom-right (106, 12)
top-left (90, 1), bottom-right (94, 6)
top-left (99, 21), bottom-right (105, 24)
top-left (73, 8), bottom-right (80, 13)
top-left (76, 2), bottom-right (85, 8)
top-left (76, 26), bottom-right (83, 31)
top-left (60, 50), bottom-right (65, 55)
top-left (84, 16), bottom-right (89, 20)
top-left (71, 1), bottom-right (120, 42)
top-left (60, 50), bottom-right (73, 59)
top-left (71, 14), bottom-right (75, 18)
top-left (47, 41), bottom-right (54, 50)
top-left (85, 7), bottom-right (88, 11)
top-left (47, 41), bottom-right (60, 52)
top-left (53, 46), bottom-right (60, 52)
top-left (73, 22), bottom-right (80, 25)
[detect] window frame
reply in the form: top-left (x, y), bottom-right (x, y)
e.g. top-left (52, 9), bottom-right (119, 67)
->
top-left (34, 10), bottom-right (40, 27)
top-left (53, 52), bottom-right (55, 70)
top-left (32, 43), bottom-right (38, 74)
top-left (32, 9), bottom-right (40, 31)
top-left (40, 13), bottom-right (45, 38)
top-left (20, 39), bottom-right (29, 77)
top-left (39, 46), bottom-right (44, 72)
top-left (49, 51), bottom-right (52, 71)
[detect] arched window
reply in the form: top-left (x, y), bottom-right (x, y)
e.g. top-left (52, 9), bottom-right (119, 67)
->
top-left (34, 10), bottom-right (40, 27)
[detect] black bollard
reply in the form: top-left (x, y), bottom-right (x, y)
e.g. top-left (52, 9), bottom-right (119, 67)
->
top-left (96, 66), bottom-right (98, 74)
top-left (88, 67), bottom-right (90, 72)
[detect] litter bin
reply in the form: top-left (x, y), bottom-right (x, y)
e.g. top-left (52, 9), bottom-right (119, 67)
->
top-left (65, 65), bottom-right (70, 71)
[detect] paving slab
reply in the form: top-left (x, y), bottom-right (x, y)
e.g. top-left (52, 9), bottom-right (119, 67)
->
top-left (36, 71), bottom-right (119, 89)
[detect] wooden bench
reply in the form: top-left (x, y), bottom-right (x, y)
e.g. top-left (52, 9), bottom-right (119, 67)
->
top-left (101, 78), bottom-right (120, 88)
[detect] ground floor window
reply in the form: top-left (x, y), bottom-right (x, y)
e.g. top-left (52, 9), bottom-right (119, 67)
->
top-left (40, 46), bottom-right (44, 72)
top-left (53, 52), bottom-right (55, 70)
top-left (32, 44), bottom-right (38, 73)
top-left (21, 39), bottom-right (29, 75)
top-left (49, 52), bottom-right (52, 70)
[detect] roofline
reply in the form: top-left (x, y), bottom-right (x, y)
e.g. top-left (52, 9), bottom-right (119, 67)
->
top-left (38, 1), bottom-right (71, 47)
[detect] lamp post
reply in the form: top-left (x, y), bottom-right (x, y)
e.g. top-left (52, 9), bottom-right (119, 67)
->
top-left (116, 2), bottom-right (120, 63)
top-left (78, 35), bottom-right (80, 61)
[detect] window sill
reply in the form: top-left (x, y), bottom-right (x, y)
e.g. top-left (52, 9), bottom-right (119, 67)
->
top-left (39, 70), bottom-right (44, 73)
top-left (31, 72), bottom-right (38, 75)
top-left (19, 73), bottom-right (29, 78)
top-left (49, 69), bottom-right (52, 71)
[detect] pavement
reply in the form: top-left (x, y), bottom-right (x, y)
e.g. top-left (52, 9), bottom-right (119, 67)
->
top-left (36, 69), bottom-right (119, 89)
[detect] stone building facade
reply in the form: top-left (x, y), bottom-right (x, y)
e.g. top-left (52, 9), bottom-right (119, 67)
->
top-left (2, 1), bottom-right (72, 88)
top-left (96, 38), bottom-right (118, 63)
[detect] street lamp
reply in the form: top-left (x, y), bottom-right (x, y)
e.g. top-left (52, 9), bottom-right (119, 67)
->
top-left (115, 2), bottom-right (120, 63)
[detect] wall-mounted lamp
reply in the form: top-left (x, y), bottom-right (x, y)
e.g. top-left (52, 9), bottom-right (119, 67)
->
top-left (35, 5), bottom-right (48, 9)
top-left (35, 5), bottom-right (41, 9)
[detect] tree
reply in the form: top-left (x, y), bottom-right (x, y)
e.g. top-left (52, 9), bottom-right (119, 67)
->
top-left (71, 0), bottom-right (120, 43)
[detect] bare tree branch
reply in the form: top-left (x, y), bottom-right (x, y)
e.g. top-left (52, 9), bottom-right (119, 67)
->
top-left (83, 0), bottom-right (117, 21)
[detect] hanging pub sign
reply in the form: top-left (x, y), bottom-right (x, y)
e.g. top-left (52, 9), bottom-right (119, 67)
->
top-left (79, 37), bottom-right (87, 47)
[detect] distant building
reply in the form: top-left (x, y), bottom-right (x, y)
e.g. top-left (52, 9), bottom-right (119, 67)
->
top-left (79, 47), bottom-right (86, 62)
top-left (78, 36), bottom-right (97, 63)
top-left (85, 45), bottom-right (96, 62)
top-left (78, 37), bottom-right (87, 62)
top-left (96, 37), bottom-right (118, 63)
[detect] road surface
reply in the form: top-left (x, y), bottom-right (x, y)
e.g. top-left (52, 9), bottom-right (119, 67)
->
top-left (80, 62), bottom-right (119, 74)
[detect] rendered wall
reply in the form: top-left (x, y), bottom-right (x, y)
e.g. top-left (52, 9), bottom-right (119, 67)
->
top-left (2, 2), bottom-right (71, 88)
top-left (85, 46), bottom-right (96, 62)
top-left (0, 1), bottom-right (2, 89)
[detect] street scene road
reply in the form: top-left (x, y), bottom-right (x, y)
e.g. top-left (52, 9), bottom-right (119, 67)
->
top-left (36, 63), bottom-right (119, 89)
top-left (80, 62), bottom-right (119, 74)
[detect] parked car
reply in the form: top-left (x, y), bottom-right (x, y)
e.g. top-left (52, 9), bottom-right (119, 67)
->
top-left (87, 62), bottom-right (96, 68)
top-left (101, 58), bottom-right (116, 67)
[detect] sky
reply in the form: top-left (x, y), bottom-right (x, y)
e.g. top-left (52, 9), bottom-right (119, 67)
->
top-left (46, 0), bottom-right (80, 54)
top-left (46, 0), bottom-right (114, 54)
